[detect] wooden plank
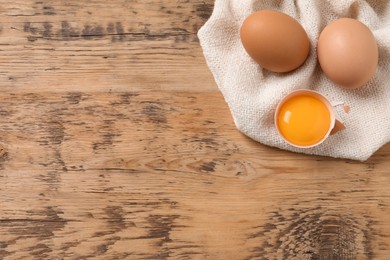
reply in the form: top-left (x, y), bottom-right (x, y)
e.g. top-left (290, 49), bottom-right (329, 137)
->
top-left (0, 1), bottom-right (389, 259)
top-left (0, 91), bottom-right (389, 259)
top-left (0, 0), bottom-right (215, 93)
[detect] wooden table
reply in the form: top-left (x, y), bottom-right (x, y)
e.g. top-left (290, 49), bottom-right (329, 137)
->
top-left (0, 1), bottom-right (389, 259)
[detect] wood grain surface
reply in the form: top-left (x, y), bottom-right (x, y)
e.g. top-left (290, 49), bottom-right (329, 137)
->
top-left (0, 1), bottom-right (389, 259)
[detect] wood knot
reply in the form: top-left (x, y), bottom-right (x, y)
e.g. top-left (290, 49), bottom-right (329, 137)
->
top-left (248, 208), bottom-right (373, 259)
top-left (0, 144), bottom-right (8, 161)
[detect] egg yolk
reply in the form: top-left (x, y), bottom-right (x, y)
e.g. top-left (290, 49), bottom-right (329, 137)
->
top-left (277, 95), bottom-right (331, 147)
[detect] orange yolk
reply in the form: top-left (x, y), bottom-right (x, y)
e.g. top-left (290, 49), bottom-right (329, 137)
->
top-left (277, 94), bottom-right (332, 147)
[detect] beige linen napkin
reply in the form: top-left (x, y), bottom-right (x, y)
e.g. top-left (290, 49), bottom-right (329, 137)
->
top-left (198, 0), bottom-right (390, 161)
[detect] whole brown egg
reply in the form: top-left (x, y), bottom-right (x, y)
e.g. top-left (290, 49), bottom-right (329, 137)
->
top-left (317, 18), bottom-right (378, 89)
top-left (240, 10), bottom-right (310, 73)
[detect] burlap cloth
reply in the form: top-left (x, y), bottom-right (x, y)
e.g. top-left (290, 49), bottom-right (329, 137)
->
top-left (198, 0), bottom-right (390, 161)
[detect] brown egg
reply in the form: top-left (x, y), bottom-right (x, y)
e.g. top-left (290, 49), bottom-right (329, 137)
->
top-left (240, 10), bottom-right (310, 73)
top-left (317, 18), bottom-right (378, 89)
